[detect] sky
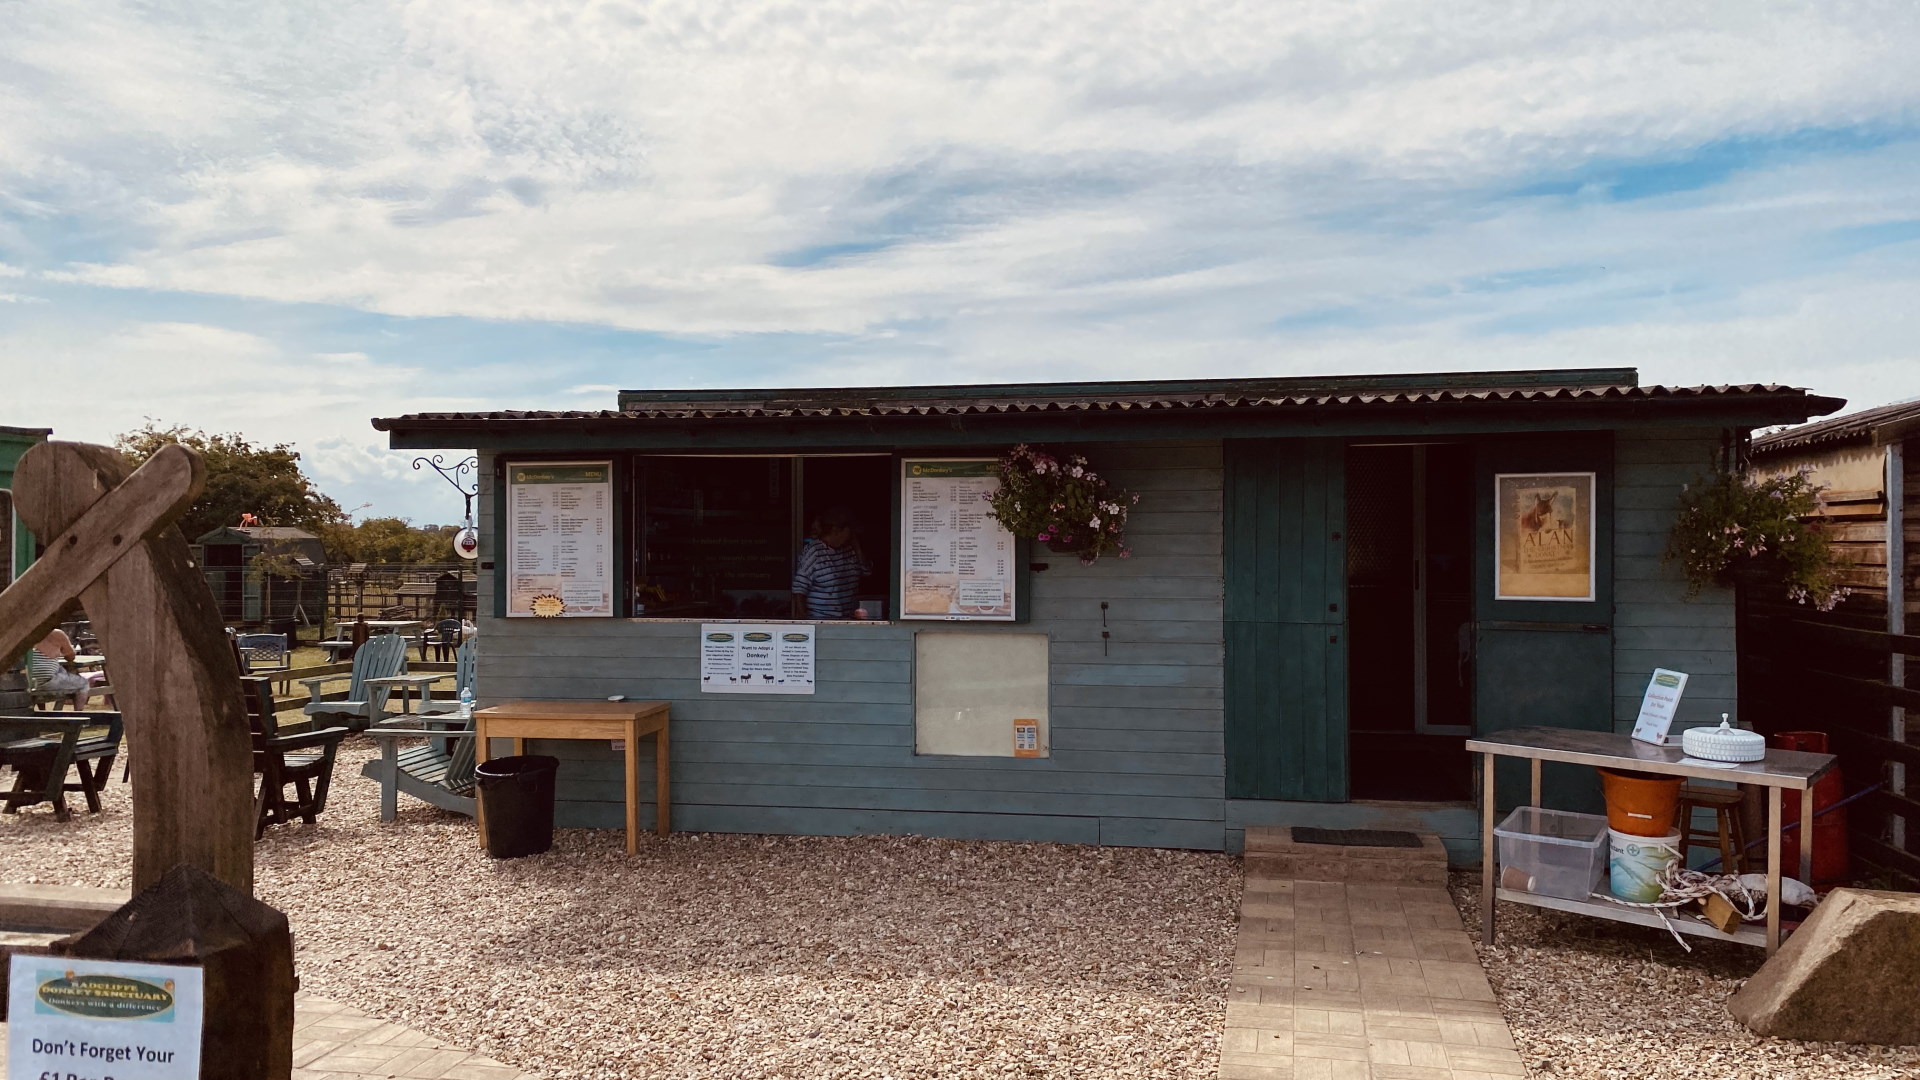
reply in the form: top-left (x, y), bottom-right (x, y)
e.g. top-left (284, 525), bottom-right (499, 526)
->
top-left (2, 1), bottom-right (1918, 522)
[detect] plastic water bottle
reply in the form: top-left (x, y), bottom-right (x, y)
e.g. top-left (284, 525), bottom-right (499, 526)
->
top-left (459, 685), bottom-right (474, 712)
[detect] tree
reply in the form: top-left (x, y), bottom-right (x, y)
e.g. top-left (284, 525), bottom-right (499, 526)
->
top-left (318, 517), bottom-right (460, 564)
top-left (114, 423), bottom-right (345, 541)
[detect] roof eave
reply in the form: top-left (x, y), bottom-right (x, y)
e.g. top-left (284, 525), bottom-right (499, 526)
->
top-left (376, 390), bottom-right (1840, 451)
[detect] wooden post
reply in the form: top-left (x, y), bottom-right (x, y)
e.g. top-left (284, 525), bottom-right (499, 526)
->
top-left (0, 441), bottom-right (254, 894)
top-left (1889, 441), bottom-right (1907, 852)
top-left (58, 865), bottom-right (295, 1080)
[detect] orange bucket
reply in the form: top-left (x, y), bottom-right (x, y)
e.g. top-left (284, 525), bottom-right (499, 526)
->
top-left (1598, 768), bottom-right (1682, 837)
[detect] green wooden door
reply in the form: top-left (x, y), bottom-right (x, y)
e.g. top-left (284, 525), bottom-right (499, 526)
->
top-left (1224, 438), bottom-right (1348, 802)
top-left (1473, 434), bottom-right (1614, 813)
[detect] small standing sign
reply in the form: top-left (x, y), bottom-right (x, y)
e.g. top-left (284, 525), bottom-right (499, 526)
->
top-left (1631, 668), bottom-right (1689, 745)
top-left (7, 957), bottom-right (204, 1079)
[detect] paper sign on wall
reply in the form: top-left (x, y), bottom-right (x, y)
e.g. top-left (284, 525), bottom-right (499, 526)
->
top-left (505, 461), bottom-right (614, 618)
top-left (700, 623), bottom-right (816, 694)
top-left (900, 460), bottom-right (1016, 621)
top-left (1013, 719), bottom-right (1041, 758)
top-left (7, 957), bottom-right (204, 1079)
top-left (1631, 668), bottom-right (1689, 745)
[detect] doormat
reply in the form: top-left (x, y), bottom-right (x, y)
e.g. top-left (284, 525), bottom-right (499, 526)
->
top-left (1290, 827), bottom-right (1424, 848)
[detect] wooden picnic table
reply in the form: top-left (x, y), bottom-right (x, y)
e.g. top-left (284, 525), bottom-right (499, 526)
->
top-left (472, 700), bottom-right (670, 855)
top-left (0, 713), bottom-right (123, 821)
top-left (329, 619), bottom-right (423, 639)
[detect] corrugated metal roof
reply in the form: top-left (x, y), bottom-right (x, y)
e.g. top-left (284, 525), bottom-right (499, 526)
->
top-left (373, 370), bottom-right (1839, 429)
top-left (1752, 397), bottom-right (1920, 455)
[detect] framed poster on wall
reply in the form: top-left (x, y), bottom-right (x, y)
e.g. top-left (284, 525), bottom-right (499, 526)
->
top-left (505, 461), bottom-right (614, 617)
top-left (1494, 472), bottom-right (1596, 601)
top-left (900, 459), bottom-right (1017, 621)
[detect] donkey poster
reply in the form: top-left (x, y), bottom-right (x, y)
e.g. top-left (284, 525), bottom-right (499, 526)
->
top-left (1495, 472), bottom-right (1595, 600)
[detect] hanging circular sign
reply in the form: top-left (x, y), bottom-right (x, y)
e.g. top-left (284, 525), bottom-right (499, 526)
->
top-left (454, 527), bottom-right (480, 560)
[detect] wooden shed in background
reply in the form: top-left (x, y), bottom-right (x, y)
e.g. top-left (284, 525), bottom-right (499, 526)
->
top-left (192, 525), bottom-right (328, 627)
top-left (1746, 399), bottom-right (1919, 887)
top-left (1752, 399), bottom-right (1919, 631)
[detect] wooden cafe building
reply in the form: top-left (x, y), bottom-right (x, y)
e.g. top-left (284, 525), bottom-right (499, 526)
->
top-left (373, 368), bottom-right (1842, 861)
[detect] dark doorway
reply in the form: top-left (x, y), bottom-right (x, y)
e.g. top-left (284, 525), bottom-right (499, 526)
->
top-left (1346, 444), bottom-right (1474, 800)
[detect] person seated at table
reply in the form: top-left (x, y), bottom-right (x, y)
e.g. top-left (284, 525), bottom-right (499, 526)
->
top-left (28, 627), bottom-right (108, 710)
top-left (790, 507), bottom-right (870, 620)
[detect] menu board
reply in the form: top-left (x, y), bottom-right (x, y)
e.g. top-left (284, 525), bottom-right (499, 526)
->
top-left (506, 461), bottom-right (614, 618)
top-left (700, 623), bottom-right (815, 694)
top-left (901, 459), bottom-right (1016, 621)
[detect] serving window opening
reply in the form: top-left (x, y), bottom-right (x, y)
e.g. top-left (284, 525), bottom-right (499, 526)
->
top-left (632, 455), bottom-right (891, 620)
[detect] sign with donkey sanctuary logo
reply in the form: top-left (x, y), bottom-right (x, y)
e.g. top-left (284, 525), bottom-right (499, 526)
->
top-left (7, 958), bottom-right (203, 1079)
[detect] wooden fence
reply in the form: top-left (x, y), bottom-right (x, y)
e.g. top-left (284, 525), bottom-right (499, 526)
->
top-left (326, 564), bottom-right (477, 626)
top-left (1738, 608), bottom-right (1919, 887)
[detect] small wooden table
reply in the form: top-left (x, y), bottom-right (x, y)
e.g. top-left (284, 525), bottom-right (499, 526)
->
top-left (1468, 726), bottom-right (1837, 953)
top-left (472, 700), bottom-right (670, 854)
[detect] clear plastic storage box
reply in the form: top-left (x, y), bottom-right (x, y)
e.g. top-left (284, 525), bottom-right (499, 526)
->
top-left (1494, 806), bottom-right (1609, 900)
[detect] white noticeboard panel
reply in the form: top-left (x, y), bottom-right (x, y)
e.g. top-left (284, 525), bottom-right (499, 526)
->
top-left (914, 632), bottom-right (1049, 757)
top-left (506, 461), bottom-right (614, 618)
top-left (700, 624), bottom-right (816, 694)
top-left (7, 957), bottom-right (204, 1079)
top-left (901, 459), bottom-right (1016, 621)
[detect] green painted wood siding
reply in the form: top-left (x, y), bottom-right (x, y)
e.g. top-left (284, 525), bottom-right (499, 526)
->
top-left (472, 441), bottom-right (1229, 849)
top-left (1222, 438), bottom-right (1347, 802)
top-left (1612, 429), bottom-right (1737, 732)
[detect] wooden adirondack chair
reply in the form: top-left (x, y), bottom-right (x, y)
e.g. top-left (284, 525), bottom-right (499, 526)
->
top-left (242, 677), bottom-right (349, 838)
top-left (299, 632), bottom-right (406, 731)
top-left (362, 707), bottom-right (479, 820)
top-left (416, 638), bottom-right (476, 716)
top-left (0, 711), bottom-right (124, 821)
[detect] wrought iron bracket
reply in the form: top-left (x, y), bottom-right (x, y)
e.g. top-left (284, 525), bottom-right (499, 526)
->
top-left (412, 455), bottom-right (479, 525)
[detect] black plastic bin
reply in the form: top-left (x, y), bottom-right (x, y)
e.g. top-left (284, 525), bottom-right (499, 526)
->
top-left (475, 754), bottom-right (560, 859)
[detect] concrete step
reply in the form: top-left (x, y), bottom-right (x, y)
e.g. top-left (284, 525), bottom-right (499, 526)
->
top-left (1244, 826), bottom-right (1449, 885)
top-left (0, 883), bottom-right (128, 934)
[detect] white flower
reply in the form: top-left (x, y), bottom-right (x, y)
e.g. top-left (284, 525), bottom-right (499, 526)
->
top-left (1090, 517), bottom-right (1101, 527)
top-left (1070, 465), bottom-right (1084, 478)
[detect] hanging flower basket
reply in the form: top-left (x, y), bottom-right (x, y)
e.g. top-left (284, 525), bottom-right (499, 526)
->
top-left (1666, 465), bottom-right (1848, 611)
top-left (985, 444), bottom-right (1139, 564)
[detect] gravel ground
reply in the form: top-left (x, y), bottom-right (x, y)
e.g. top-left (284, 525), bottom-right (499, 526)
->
top-left (1447, 872), bottom-right (1920, 1080)
top-left (3, 734), bottom-right (1239, 1079)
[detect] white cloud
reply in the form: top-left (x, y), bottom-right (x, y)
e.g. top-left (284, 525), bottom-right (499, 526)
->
top-left (0, 0), bottom-right (1916, 498)
top-left (5, 1), bottom-right (1918, 334)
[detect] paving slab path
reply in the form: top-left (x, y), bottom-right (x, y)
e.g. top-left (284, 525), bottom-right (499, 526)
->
top-left (1223, 866), bottom-right (1526, 1080)
top-left (2, 991), bottom-right (538, 1080)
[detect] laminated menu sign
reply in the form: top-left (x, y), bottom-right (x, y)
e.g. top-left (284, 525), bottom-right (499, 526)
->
top-left (901, 460), bottom-right (1016, 620)
top-left (507, 461), bottom-right (613, 618)
top-left (7, 957), bottom-right (204, 1079)
top-left (701, 623), bottom-right (815, 694)
top-left (1631, 668), bottom-right (1689, 745)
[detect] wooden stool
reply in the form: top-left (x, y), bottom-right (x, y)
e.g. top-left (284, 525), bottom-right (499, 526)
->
top-left (1677, 784), bottom-right (1748, 874)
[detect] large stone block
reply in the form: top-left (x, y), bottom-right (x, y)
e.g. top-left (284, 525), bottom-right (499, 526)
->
top-left (1727, 887), bottom-right (1920, 1045)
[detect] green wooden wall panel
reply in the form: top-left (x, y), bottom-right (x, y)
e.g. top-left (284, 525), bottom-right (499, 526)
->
top-left (476, 439), bottom-right (1232, 847)
top-left (1223, 439), bottom-right (1347, 802)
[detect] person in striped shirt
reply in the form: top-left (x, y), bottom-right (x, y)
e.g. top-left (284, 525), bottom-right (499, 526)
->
top-left (790, 507), bottom-right (869, 619)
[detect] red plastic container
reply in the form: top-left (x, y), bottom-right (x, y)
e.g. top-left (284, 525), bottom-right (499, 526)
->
top-left (1770, 731), bottom-right (1848, 885)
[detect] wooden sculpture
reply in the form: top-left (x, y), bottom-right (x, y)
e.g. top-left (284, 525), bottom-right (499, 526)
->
top-left (0, 441), bottom-right (254, 892)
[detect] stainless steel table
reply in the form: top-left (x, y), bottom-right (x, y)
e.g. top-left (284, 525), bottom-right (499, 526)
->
top-left (1467, 726), bottom-right (1838, 953)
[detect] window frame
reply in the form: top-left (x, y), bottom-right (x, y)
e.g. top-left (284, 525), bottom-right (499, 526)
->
top-left (627, 451), bottom-right (896, 624)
